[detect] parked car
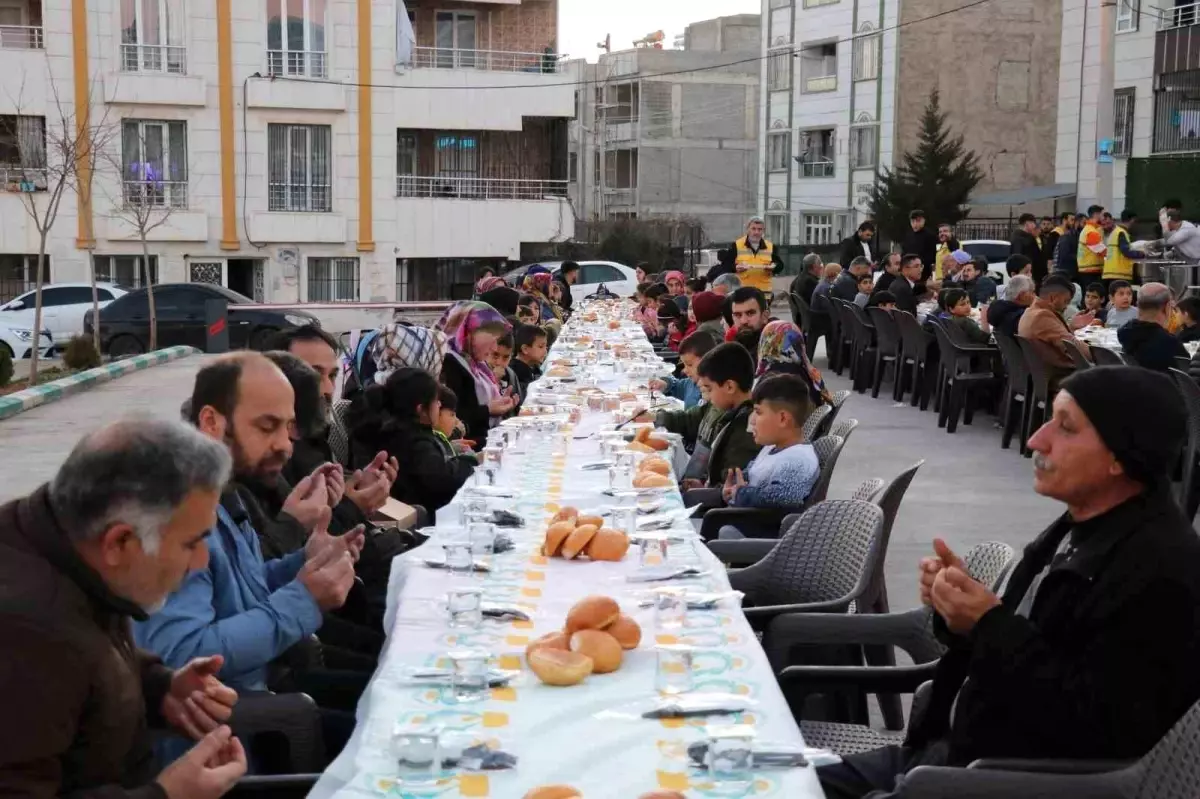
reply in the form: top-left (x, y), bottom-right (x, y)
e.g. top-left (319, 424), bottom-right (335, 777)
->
top-left (961, 239), bottom-right (1012, 287)
top-left (0, 319), bottom-right (54, 361)
top-left (0, 282), bottom-right (127, 345)
top-left (86, 283), bottom-right (320, 357)
top-left (501, 261), bottom-right (639, 302)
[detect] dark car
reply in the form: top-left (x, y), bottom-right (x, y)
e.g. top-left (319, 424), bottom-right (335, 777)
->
top-left (85, 283), bottom-right (320, 357)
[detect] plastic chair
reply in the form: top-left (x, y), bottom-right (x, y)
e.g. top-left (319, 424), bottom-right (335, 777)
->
top-left (1018, 336), bottom-right (1058, 456)
top-left (801, 403), bottom-right (833, 443)
top-left (851, 478), bottom-right (886, 502)
top-left (328, 399), bottom-right (352, 467)
top-left (840, 301), bottom-right (878, 393)
top-left (817, 390), bottom-right (851, 439)
top-left (827, 300), bottom-right (855, 375)
top-left (1064, 337), bottom-right (1094, 371)
top-left (1091, 345), bottom-right (1126, 366)
top-left (866, 306), bottom-right (905, 400)
top-left (805, 434), bottom-right (847, 510)
top-left (791, 292), bottom-right (828, 359)
top-left (930, 323), bottom-right (1002, 434)
top-left (828, 418), bottom-right (859, 445)
top-left (893, 311), bottom-right (937, 410)
top-left (992, 330), bottom-right (1031, 453)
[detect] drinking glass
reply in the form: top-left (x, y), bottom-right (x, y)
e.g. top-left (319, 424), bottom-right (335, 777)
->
top-left (468, 522), bottom-right (496, 572)
top-left (393, 726), bottom-right (442, 788)
top-left (639, 535), bottom-right (669, 567)
top-left (462, 495), bottom-right (489, 518)
top-left (654, 588), bottom-right (687, 631)
top-left (615, 490), bottom-right (640, 535)
top-left (655, 645), bottom-right (694, 696)
top-left (446, 587), bottom-right (483, 629)
top-left (442, 535), bottom-right (473, 577)
top-left (450, 649), bottom-right (491, 703)
top-left (706, 727), bottom-right (755, 793)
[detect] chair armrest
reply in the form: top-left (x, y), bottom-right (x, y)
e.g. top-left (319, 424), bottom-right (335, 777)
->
top-left (229, 693), bottom-right (325, 772)
top-left (741, 597), bottom-right (855, 629)
top-left (683, 488), bottom-right (724, 512)
top-left (228, 775), bottom-right (322, 798)
top-left (967, 758), bottom-right (1134, 775)
top-left (777, 663), bottom-right (937, 697)
top-left (899, 765), bottom-right (1129, 799)
top-left (765, 608), bottom-right (937, 665)
top-left (699, 507), bottom-right (787, 542)
top-left (706, 538), bottom-right (776, 567)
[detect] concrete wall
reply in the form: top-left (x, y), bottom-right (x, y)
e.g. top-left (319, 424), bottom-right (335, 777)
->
top-left (684, 14), bottom-right (763, 53)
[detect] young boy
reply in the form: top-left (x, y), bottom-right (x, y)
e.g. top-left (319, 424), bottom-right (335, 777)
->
top-left (435, 385), bottom-right (476, 457)
top-left (690, 343), bottom-right (760, 489)
top-left (1083, 282), bottom-right (1108, 324)
top-left (719, 374), bottom-right (821, 539)
top-left (943, 288), bottom-right (992, 345)
top-left (866, 290), bottom-right (897, 311)
top-left (650, 330), bottom-right (719, 408)
top-left (510, 323), bottom-right (548, 397)
top-left (516, 294), bottom-right (540, 325)
top-left (1104, 280), bottom-right (1137, 330)
top-left (488, 331), bottom-right (522, 411)
top-left (853, 274), bottom-right (875, 308)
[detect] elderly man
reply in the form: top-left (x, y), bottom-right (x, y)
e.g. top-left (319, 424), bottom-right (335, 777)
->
top-left (986, 274), bottom-right (1036, 337)
top-left (832, 256), bottom-right (873, 304)
top-left (819, 366), bottom-right (1200, 798)
top-left (711, 216), bottom-right (785, 296)
top-left (1118, 282), bottom-right (1189, 371)
top-left (1, 419), bottom-right (248, 797)
top-left (1018, 275), bottom-right (1094, 390)
top-left (789, 253), bottom-right (824, 305)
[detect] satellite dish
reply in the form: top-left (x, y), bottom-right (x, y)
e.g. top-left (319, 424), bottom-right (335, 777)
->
top-left (596, 33), bottom-right (611, 52)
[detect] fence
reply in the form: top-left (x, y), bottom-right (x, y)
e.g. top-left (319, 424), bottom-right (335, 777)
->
top-left (0, 25), bottom-right (42, 50)
top-left (396, 176), bottom-right (568, 200)
top-left (407, 47), bottom-right (562, 74)
top-left (121, 43), bottom-right (186, 74)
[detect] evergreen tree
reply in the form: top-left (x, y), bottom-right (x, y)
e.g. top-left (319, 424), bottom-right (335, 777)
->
top-left (869, 89), bottom-right (983, 242)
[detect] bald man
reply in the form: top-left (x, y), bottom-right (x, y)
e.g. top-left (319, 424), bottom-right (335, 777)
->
top-left (1117, 283), bottom-right (1189, 371)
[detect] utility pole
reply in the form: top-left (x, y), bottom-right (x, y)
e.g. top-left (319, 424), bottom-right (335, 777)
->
top-left (1096, 0), bottom-right (1117, 208)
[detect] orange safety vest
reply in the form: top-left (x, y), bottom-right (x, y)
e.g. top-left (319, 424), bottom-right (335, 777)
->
top-left (1077, 222), bottom-right (1106, 274)
top-left (735, 236), bottom-right (775, 292)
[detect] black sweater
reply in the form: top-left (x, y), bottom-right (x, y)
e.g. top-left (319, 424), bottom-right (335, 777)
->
top-left (440, 353), bottom-right (491, 448)
top-left (350, 417), bottom-right (476, 514)
top-left (1118, 320), bottom-right (1189, 372)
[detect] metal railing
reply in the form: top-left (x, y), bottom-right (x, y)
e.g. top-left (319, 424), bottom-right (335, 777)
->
top-left (121, 43), bottom-right (187, 74)
top-left (406, 46), bottom-right (563, 74)
top-left (266, 49), bottom-right (328, 79)
top-left (803, 75), bottom-right (837, 93)
top-left (1161, 1), bottom-right (1200, 29)
top-left (0, 165), bottom-right (47, 191)
top-left (0, 25), bottom-right (42, 50)
top-left (396, 175), bottom-right (569, 200)
top-left (268, 182), bottom-right (332, 213)
top-left (798, 160), bottom-right (835, 178)
top-left (123, 180), bottom-right (189, 209)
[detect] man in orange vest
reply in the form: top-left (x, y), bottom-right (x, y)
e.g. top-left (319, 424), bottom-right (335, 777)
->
top-left (1077, 204), bottom-right (1108, 287)
top-left (711, 217), bottom-right (785, 300)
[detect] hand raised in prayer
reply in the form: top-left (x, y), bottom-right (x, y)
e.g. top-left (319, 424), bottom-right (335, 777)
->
top-left (346, 451), bottom-right (391, 514)
top-left (283, 471), bottom-right (330, 531)
top-left (918, 538), bottom-right (967, 607)
top-left (156, 725), bottom-right (247, 799)
top-left (929, 566), bottom-right (1001, 635)
top-left (162, 655), bottom-right (238, 741)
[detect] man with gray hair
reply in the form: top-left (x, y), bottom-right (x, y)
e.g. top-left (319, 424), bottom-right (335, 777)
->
top-left (832, 256), bottom-right (873, 303)
top-left (0, 419), bottom-right (249, 797)
top-left (789, 252), bottom-right (824, 305)
top-left (711, 272), bottom-right (742, 296)
top-left (986, 274), bottom-right (1037, 338)
top-left (1118, 282), bottom-right (1189, 371)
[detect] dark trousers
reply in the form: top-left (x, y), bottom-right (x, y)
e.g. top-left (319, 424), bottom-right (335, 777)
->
top-left (818, 742), bottom-right (948, 799)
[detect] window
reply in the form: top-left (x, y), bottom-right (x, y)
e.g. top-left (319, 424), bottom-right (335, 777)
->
top-left (121, 0), bottom-right (186, 73)
top-left (396, 131), bottom-right (417, 176)
top-left (603, 83), bottom-right (639, 122)
top-left (803, 213), bottom-right (834, 244)
top-left (0, 114), bottom-right (46, 189)
top-left (1114, 88), bottom-right (1135, 157)
top-left (803, 0), bottom-right (839, 7)
top-left (849, 124), bottom-right (877, 169)
top-left (606, 148), bottom-right (638, 189)
top-left (396, 258), bottom-right (482, 301)
top-left (798, 128), bottom-right (836, 177)
top-left (800, 42), bottom-right (837, 93)
top-left (308, 257), bottom-right (359, 302)
top-left (435, 10), bottom-right (476, 69)
top-left (267, 123), bottom-right (331, 212)
top-left (122, 119), bottom-right (188, 208)
top-left (267, 0), bottom-right (327, 78)
top-left (767, 131), bottom-right (791, 172)
top-left (766, 213), bottom-right (788, 243)
top-left (38, 287), bottom-right (96, 307)
top-left (1116, 0), bottom-right (1138, 33)
top-left (93, 254), bottom-right (159, 288)
top-left (767, 50), bottom-right (791, 91)
top-left (0, 1), bottom-right (43, 49)
top-left (0, 254), bottom-right (50, 303)
top-left (435, 133), bottom-right (478, 177)
top-left (568, 152), bottom-right (578, 182)
top-left (769, 0), bottom-right (791, 7)
top-left (852, 25), bottom-right (880, 81)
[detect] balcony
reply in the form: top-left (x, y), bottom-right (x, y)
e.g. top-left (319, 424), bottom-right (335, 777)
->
top-left (408, 47), bottom-right (562, 74)
top-left (803, 74), bottom-right (837, 93)
top-left (0, 165), bottom-right (46, 192)
top-left (123, 180), bottom-right (188, 210)
top-left (121, 43), bottom-right (186, 75)
top-left (1160, 2), bottom-right (1200, 29)
top-left (0, 25), bottom-right (41, 50)
top-left (1157, 3), bottom-right (1200, 73)
top-left (396, 175), bottom-right (568, 200)
top-left (267, 49), bottom-right (328, 79)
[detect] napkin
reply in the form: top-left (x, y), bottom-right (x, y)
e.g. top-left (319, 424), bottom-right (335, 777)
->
top-left (686, 741), bottom-right (808, 769)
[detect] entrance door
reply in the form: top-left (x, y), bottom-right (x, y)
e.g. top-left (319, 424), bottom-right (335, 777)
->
top-left (227, 258), bottom-right (266, 302)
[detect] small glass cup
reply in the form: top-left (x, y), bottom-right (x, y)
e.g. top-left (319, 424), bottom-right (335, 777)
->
top-left (462, 495), bottom-right (489, 518)
top-left (655, 645), bottom-right (694, 696)
top-left (447, 587), bottom-right (483, 629)
top-left (483, 445), bottom-right (503, 470)
top-left (393, 725), bottom-right (442, 788)
top-left (449, 649), bottom-right (491, 703)
top-left (468, 522), bottom-right (496, 571)
top-left (654, 588), bottom-right (687, 631)
top-left (639, 535), bottom-right (669, 567)
top-left (707, 727), bottom-right (756, 793)
top-left (443, 538), bottom-right (473, 577)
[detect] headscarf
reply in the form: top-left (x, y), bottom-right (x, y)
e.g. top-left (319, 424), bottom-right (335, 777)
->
top-left (664, 271), bottom-right (686, 293)
top-left (371, 323), bottom-right (446, 385)
top-left (480, 285), bottom-right (520, 317)
top-left (951, 249), bottom-right (973, 265)
top-left (435, 300), bottom-right (510, 404)
top-left (755, 320), bottom-right (832, 406)
top-left (476, 275), bottom-right (507, 295)
top-left (522, 272), bottom-right (564, 321)
top-left (526, 265), bottom-right (551, 276)
top-left (691, 291), bottom-right (725, 324)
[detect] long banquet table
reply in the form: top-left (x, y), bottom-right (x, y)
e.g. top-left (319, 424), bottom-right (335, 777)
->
top-left (309, 306), bottom-right (827, 799)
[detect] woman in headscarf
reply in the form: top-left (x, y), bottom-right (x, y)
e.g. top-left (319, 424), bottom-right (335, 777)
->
top-left (522, 272), bottom-right (564, 323)
top-left (663, 270), bottom-right (689, 312)
top-left (755, 320), bottom-right (832, 407)
top-left (436, 301), bottom-right (515, 448)
top-left (475, 275), bottom-right (508, 297)
top-left (474, 265), bottom-right (498, 293)
top-left (370, 323), bottom-right (446, 385)
top-left (691, 290), bottom-right (726, 340)
top-left (479, 284), bottom-right (520, 317)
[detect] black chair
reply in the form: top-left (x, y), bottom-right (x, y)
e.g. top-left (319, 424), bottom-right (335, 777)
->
top-left (801, 403), bottom-right (833, 443)
top-left (828, 418), bottom-right (859, 445)
top-left (992, 330), bottom-right (1031, 453)
top-left (893, 311), bottom-right (937, 410)
top-left (1091, 344), bottom-right (1126, 366)
top-left (1018, 336), bottom-right (1058, 456)
top-left (1170, 368), bottom-right (1200, 518)
top-left (1064, 338), bottom-right (1094, 371)
top-left (841, 301), bottom-right (878, 393)
top-left (791, 292), bottom-right (828, 360)
top-left (817, 389), bottom-right (851, 440)
top-left (828, 300), bottom-right (855, 376)
top-left (866, 306), bottom-right (904, 400)
top-left (929, 323), bottom-right (1002, 434)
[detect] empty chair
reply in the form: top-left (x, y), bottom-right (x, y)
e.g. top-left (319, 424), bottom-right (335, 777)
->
top-left (828, 418), bottom-right (859, 444)
top-left (1091, 345), bottom-right (1126, 366)
top-left (992, 330), bottom-right (1031, 453)
top-left (850, 478), bottom-right (886, 502)
top-left (841, 301), bottom-right (878, 393)
top-left (827, 300), bottom-right (855, 375)
top-left (791, 292), bottom-right (827, 359)
top-left (893, 310), bottom-right (937, 410)
top-left (866, 306), bottom-right (904, 400)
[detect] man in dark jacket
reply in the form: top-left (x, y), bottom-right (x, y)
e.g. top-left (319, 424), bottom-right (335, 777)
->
top-left (818, 366), bottom-right (1200, 798)
top-left (837, 221), bottom-right (876, 268)
top-left (0, 419), bottom-right (247, 797)
top-left (1055, 213), bottom-right (1085, 290)
top-left (901, 210), bottom-right (939, 281)
top-left (986, 274), bottom-right (1035, 337)
top-left (554, 261), bottom-right (579, 316)
top-left (888, 254), bottom-right (924, 315)
top-left (831, 257), bottom-right (872, 303)
top-left (1118, 282), bottom-right (1188, 371)
top-left (1011, 212), bottom-right (1049, 286)
top-left (789, 253), bottom-right (824, 304)
top-left (873, 252), bottom-right (902, 294)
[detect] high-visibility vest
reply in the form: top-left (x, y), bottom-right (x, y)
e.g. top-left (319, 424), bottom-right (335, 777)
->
top-left (1077, 222), bottom-right (1106, 273)
top-left (934, 243), bottom-right (953, 280)
top-left (1103, 226), bottom-right (1136, 281)
top-left (735, 236), bottom-right (775, 291)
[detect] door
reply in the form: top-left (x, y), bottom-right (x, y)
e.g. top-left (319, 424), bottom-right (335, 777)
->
top-left (435, 11), bottom-right (476, 68)
top-left (33, 286), bottom-right (69, 343)
top-left (151, 286), bottom-right (208, 349)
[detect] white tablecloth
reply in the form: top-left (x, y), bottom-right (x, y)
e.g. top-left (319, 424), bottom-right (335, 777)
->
top-left (309, 316), bottom-right (826, 799)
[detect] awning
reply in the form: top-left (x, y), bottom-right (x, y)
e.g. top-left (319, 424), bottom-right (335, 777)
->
top-left (970, 183), bottom-right (1077, 206)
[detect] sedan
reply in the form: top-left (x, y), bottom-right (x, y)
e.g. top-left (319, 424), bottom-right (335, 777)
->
top-left (961, 239), bottom-right (1012, 288)
top-left (86, 283), bottom-right (320, 357)
top-left (0, 319), bottom-right (53, 361)
top-left (502, 261), bottom-right (639, 303)
top-left (0, 282), bottom-right (126, 345)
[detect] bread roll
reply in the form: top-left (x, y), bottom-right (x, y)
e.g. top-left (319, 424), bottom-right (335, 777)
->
top-left (569, 629), bottom-right (623, 674)
top-left (619, 392), bottom-right (639, 402)
top-left (576, 515), bottom-right (605, 529)
top-left (634, 426), bottom-right (651, 443)
top-left (551, 506), bottom-right (580, 525)
top-left (565, 595), bottom-right (621, 634)
top-left (527, 648), bottom-right (593, 686)
top-left (543, 521), bottom-right (576, 557)
top-left (633, 472), bottom-right (672, 489)
top-left (627, 441), bottom-right (655, 454)
top-left (645, 435), bottom-right (670, 452)
top-left (637, 456), bottom-right (671, 476)
top-left (608, 320), bottom-right (621, 330)
top-left (586, 528), bottom-right (630, 562)
top-left (524, 786), bottom-right (583, 799)
top-left (604, 614), bottom-right (642, 650)
top-left (560, 524), bottom-right (599, 560)
top-left (526, 631), bottom-right (569, 657)
top-left (638, 793), bottom-right (687, 799)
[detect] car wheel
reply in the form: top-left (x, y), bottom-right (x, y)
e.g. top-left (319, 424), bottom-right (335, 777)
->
top-left (108, 335), bottom-right (145, 359)
top-left (250, 327), bottom-right (279, 351)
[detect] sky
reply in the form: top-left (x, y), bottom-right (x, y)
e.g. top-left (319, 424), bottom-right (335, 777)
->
top-left (558, 0), bottom-right (762, 63)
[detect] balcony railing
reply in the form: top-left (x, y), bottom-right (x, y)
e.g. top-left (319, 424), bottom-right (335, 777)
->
top-left (0, 165), bottom-right (47, 191)
top-left (1161, 2), bottom-right (1200, 29)
top-left (0, 25), bottom-right (43, 50)
top-left (121, 43), bottom-right (187, 75)
top-left (396, 175), bottom-right (568, 200)
top-left (803, 74), bottom-right (837, 93)
top-left (405, 46), bottom-right (563, 74)
top-left (123, 180), bottom-right (189, 210)
top-left (267, 49), bottom-right (328, 79)
top-left (799, 159), bottom-right (836, 178)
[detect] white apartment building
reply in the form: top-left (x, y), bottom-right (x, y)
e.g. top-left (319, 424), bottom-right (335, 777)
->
top-left (0, 0), bottom-right (573, 306)
top-left (759, 0), bottom-right (898, 248)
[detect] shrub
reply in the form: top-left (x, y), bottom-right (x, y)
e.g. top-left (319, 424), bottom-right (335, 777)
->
top-left (62, 335), bottom-right (102, 371)
top-left (0, 345), bottom-right (11, 388)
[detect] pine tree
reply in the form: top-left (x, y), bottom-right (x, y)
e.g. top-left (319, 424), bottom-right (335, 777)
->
top-left (869, 89), bottom-right (983, 242)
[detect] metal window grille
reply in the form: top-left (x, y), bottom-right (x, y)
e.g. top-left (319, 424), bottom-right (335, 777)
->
top-left (434, 133), bottom-right (479, 178)
top-left (120, 0), bottom-right (186, 72)
top-left (768, 50), bottom-right (791, 91)
top-left (308, 257), bottom-right (358, 302)
top-left (268, 124), bottom-right (332, 212)
top-left (122, 119), bottom-right (189, 208)
top-left (1152, 69), bottom-right (1200, 154)
top-left (768, 131), bottom-right (791, 171)
top-left (93, 255), bottom-right (159, 288)
top-left (1113, 88), bottom-right (1135, 157)
top-left (803, 213), bottom-right (835, 244)
top-left (0, 25), bottom-right (44, 50)
top-left (0, 254), bottom-right (50, 303)
top-left (849, 125), bottom-right (877, 169)
top-left (798, 128), bottom-right (836, 177)
top-left (852, 30), bottom-right (880, 81)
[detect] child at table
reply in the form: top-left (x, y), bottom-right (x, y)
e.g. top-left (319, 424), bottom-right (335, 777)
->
top-left (1082, 282), bottom-right (1108, 324)
top-left (718, 374), bottom-right (821, 540)
top-left (510, 323), bottom-right (547, 397)
top-left (1105, 280), bottom-right (1138, 330)
top-left (488, 330), bottom-right (522, 413)
top-left (853, 274), bottom-right (875, 308)
top-left (650, 330), bottom-right (719, 408)
top-left (944, 288), bottom-right (992, 346)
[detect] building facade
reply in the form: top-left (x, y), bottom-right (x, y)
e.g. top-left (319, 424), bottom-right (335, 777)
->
top-left (566, 14), bottom-right (761, 245)
top-left (0, 0), bottom-right (573, 306)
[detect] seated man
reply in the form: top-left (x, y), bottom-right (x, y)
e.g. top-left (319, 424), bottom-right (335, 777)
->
top-left (1, 420), bottom-right (247, 796)
top-left (1119, 282), bottom-right (1189, 371)
top-left (718, 374), bottom-right (821, 540)
top-left (1017, 274), bottom-right (1093, 392)
top-left (986, 274), bottom-right (1035, 338)
top-left (819, 367), bottom-right (1200, 798)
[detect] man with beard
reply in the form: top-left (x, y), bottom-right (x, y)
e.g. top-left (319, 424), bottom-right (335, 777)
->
top-left (933, 223), bottom-right (961, 281)
top-left (723, 286), bottom-right (771, 351)
top-left (902, 210), bottom-right (939, 281)
top-left (873, 252), bottom-right (903, 294)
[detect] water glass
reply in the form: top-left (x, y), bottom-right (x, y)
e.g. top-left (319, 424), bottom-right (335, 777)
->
top-left (468, 522), bottom-right (496, 571)
top-left (655, 588), bottom-right (687, 631)
top-left (446, 587), bottom-right (483, 629)
top-left (707, 727), bottom-right (755, 793)
top-left (443, 538), bottom-right (473, 577)
top-left (655, 645), bottom-right (694, 696)
top-left (483, 446), bottom-right (503, 471)
top-left (478, 462), bottom-right (498, 487)
top-left (450, 649), bottom-right (491, 703)
top-left (393, 726), bottom-right (442, 788)
top-left (608, 464), bottom-right (630, 492)
top-left (462, 495), bottom-right (489, 518)
top-left (639, 535), bottom-right (669, 567)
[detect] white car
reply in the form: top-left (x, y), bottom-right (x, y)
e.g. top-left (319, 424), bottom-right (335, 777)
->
top-left (960, 240), bottom-right (1012, 288)
top-left (503, 261), bottom-right (639, 303)
top-left (0, 318), bottom-right (53, 361)
top-left (0, 282), bottom-right (127, 345)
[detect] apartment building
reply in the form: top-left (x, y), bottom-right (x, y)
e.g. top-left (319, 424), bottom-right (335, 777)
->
top-left (566, 14), bottom-right (761, 244)
top-left (0, 0), bottom-right (573, 306)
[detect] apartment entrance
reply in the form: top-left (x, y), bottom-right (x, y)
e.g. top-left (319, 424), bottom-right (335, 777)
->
top-left (186, 257), bottom-right (266, 302)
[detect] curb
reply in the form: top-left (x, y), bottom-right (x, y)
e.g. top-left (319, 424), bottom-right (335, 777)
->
top-left (0, 346), bottom-right (200, 422)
